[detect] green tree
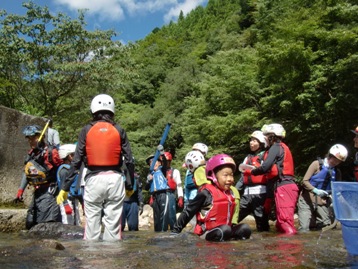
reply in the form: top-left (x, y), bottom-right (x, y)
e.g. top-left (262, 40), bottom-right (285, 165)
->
top-left (0, 1), bottom-right (120, 119)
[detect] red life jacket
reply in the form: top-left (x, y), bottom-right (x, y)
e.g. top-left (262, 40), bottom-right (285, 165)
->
top-left (194, 184), bottom-right (236, 235)
top-left (86, 122), bottom-right (121, 166)
top-left (263, 150), bottom-right (279, 180)
top-left (243, 154), bottom-right (267, 185)
top-left (166, 168), bottom-right (177, 191)
top-left (280, 142), bottom-right (295, 177)
top-left (264, 142), bottom-right (294, 180)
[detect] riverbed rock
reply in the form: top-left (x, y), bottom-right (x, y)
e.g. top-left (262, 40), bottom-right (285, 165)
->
top-left (0, 209), bottom-right (27, 232)
top-left (138, 204), bottom-right (153, 230)
top-left (27, 222), bottom-right (84, 239)
top-left (39, 239), bottom-right (66, 250)
top-left (0, 105), bottom-right (47, 206)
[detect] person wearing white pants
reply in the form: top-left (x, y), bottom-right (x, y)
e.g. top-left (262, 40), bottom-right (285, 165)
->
top-left (56, 94), bottom-right (135, 241)
top-left (84, 171), bottom-right (125, 240)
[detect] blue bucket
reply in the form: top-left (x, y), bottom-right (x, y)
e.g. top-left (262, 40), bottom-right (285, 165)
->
top-left (341, 222), bottom-right (358, 255)
top-left (331, 182), bottom-right (358, 255)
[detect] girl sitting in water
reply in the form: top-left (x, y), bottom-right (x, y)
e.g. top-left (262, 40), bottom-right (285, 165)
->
top-left (171, 154), bottom-right (251, 241)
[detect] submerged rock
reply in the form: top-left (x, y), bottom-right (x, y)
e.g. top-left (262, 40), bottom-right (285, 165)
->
top-left (39, 239), bottom-right (66, 250)
top-left (27, 222), bottom-right (84, 239)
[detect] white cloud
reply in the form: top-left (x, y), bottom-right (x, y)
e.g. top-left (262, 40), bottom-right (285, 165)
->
top-left (164, 0), bottom-right (207, 23)
top-left (54, 0), bottom-right (207, 23)
top-left (55, 0), bottom-right (125, 20)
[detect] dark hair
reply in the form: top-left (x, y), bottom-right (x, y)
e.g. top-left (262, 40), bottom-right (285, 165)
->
top-left (92, 111), bottom-right (115, 124)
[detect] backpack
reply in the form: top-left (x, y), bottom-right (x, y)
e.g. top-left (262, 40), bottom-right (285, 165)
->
top-left (57, 164), bottom-right (82, 198)
top-left (24, 146), bottom-right (56, 185)
top-left (24, 159), bottom-right (51, 185)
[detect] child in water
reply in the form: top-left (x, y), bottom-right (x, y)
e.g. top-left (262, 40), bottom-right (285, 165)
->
top-left (171, 154), bottom-right (251, 241)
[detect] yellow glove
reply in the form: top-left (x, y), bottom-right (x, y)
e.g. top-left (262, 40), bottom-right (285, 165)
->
top-left (126, 189), bottom-right (134, 197)
top-left (56, 190), bottom-right (68, 205)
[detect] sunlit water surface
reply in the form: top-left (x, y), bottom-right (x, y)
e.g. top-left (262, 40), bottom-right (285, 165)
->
top-left (0, 227), bottom-right (358, 269)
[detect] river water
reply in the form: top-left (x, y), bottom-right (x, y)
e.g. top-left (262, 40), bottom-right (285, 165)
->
top-left (0, 225), bottom-right (357, 269)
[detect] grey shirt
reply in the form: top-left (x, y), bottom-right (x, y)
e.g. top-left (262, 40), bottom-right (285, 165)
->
top-left (47, 127), bottom-right (60, 148)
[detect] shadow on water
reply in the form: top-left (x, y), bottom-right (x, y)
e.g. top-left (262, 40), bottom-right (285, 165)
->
top-left (0, 227), bottom-right (358, 269)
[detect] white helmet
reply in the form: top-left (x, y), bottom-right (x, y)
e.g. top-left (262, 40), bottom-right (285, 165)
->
top-left (58, 144), bottom-right (76, 159)
top-left (192, 143), bottom-right (208, 156)
top-left (90, 94), bottom-right (115, 114)
top-left (250, 130), bottom-right (268, 148)
top-left (261, 123), bottom-right (286, 138)
top-left (329, 144), bottom-right (348, 162)
top-left (185, 150), bottom-right (206, 172)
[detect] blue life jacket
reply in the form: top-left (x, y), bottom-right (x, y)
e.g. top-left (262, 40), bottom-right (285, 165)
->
top-left (185, 170), bottom-right (196, 190)
top-left (56, 164), bottom-right (82, 198)
top-left (150, 168), bottom-right (169, 193)
top-left (309, 158), bottom-right (336, 191)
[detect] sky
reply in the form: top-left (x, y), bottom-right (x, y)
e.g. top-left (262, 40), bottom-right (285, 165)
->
top-left (1, 0), bottom-right (208, 43)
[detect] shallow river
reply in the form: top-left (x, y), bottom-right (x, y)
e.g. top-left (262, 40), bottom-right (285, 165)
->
top-left (0, 226), bottom-right (357, 269)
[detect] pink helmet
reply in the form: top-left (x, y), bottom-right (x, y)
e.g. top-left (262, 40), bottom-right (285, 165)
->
top-left (206, 154), bottom-right (236, 184)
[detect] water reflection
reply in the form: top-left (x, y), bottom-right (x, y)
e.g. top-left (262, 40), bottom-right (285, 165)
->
top-left (0, 228), bottom-right (356, 269)
top-left (265, 238), bottom-right (304, 267)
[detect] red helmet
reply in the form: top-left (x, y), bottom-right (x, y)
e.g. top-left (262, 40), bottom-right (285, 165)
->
top-left (206, 154), bottom-right (236, 184)
top-left (164, 152), bottom-right (173, 161)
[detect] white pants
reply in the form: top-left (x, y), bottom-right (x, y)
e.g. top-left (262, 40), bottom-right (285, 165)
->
top-left (84, 171), bottom-right (125, 241)
top-left (60, 198), bottom-right (82, 226)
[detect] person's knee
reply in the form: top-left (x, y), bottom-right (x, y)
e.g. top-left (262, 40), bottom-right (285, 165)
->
top-left (233, 223), bottom-right (252, 240)
top-left (205, 225), bottom-right (232, 241)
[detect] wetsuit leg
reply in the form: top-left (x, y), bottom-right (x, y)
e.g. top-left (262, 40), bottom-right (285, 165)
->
top-left (253, 193), bottom-right (269, 232)
top-left (205, 225), bottom-right (232, 241)
top-left (232, 223), bottom-right (252, 240)
top-left (153, 192), bottom-right (170, 232)
top-left (121, 202), bottom-right (129, 231)
top-left (126, 202), bottom-right (139, 231)
top-left (238, 194), bottom-right (251, 223)
top-left (167, 191), bottom-right (177, 230)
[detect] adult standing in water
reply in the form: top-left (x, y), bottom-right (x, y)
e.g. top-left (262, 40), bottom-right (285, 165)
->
top-left (250, 123), bottom-right (299, 235)
top-left (57, 94), bottom-right (135, 241)
top-left (297, 144), bottom-right (347, 231)
top-left (15, 124), bottom-right (63, 229)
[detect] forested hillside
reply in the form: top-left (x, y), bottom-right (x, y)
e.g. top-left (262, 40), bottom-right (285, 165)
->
top-left (1, 0), bottom-right (357, 178)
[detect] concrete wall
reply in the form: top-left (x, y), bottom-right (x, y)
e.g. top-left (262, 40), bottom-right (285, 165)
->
top-left (0, 105), bottom-right (47, 204)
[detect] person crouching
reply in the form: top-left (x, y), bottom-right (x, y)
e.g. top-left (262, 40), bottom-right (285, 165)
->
top-left (171, 154), bottom-right (251, 241)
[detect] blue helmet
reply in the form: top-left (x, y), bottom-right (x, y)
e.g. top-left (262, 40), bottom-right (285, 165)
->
top-left (22, 125), bottom-right (42, 137)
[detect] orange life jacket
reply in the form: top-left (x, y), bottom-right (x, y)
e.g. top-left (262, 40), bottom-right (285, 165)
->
top-left (86, 122), bottom-right (121, 166)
